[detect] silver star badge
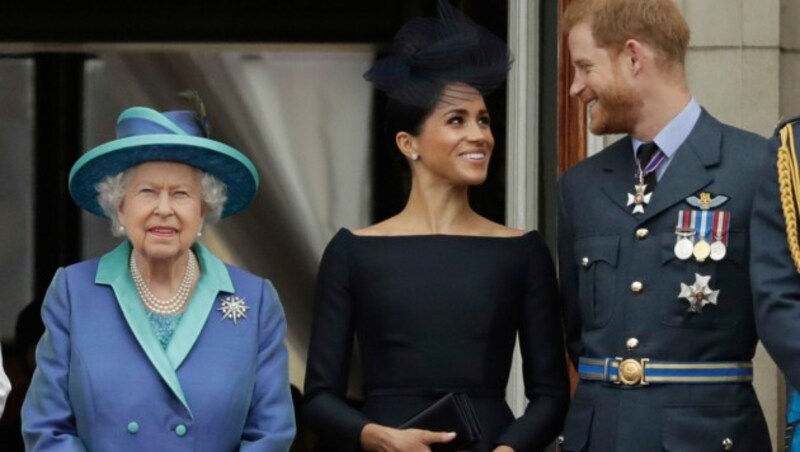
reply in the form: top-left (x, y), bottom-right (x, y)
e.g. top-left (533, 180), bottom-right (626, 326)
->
top-left (678, 273), bottom-right (719, 313)
top-left (218, 295), bottom-right (249, 324)
top-left (627, 183), bottom-right (652, 214)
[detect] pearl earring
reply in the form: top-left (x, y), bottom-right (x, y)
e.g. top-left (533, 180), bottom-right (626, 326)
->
top-left (117, 225), bottom-right (125, 234)
top-left (197, 231), bottom-right (203, 238)
top-left (410, 153), bottom-right (420, 161)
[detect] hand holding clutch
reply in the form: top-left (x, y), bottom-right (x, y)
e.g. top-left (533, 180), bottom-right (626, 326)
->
top-left (399, 392), bottom-right (483, 451)
top-left (360, 423), bottom-right (457, 451)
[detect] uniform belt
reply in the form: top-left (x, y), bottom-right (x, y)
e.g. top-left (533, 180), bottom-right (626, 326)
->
top-left (578, 357), bottom-right (753, 386)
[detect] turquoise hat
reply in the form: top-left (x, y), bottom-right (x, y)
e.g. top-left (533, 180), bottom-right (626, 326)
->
top-left (69, 106), bottom-right (259, 219)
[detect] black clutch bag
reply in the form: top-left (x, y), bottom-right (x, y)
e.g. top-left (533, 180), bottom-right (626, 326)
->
top-left (399, 392), bottom-right (482, 451)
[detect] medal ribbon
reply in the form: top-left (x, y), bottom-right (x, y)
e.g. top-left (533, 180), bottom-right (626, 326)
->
top-left (635, 150), bottom-right (667, 179)
top-left (678, 209), bottom-right (696, 241)
top-left (677, 209), bottom-right (686, 231)
top-left (692, 210), bottom-right (712, 243)
top-left (712, 210), bottom-right (730, 245)
top-left (675, 210), bottom-right (694, 241)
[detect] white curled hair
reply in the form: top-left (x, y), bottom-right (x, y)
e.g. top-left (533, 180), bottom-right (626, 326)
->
top-left (95, 167), bottom-right (228, 237)
top-left (199, 172), bottom-right (227, 224)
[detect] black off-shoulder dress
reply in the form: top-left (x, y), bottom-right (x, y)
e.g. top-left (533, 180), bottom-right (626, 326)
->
top-left (303, 229), bottom-right (569, 451)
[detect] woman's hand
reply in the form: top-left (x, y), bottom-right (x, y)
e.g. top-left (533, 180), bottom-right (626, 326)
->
top-left (360, 423), bottom-right (456, 452)
top-left (493, 446), bottom-right (515, 452)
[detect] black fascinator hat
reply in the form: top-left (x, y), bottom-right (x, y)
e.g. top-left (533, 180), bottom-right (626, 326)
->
top-left (364, 0), bottom-right (513, 109)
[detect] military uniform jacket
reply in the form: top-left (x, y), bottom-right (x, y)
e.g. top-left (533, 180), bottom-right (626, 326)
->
top-left (752, 117), bottom-right (800, 389)
top-left (557, 110), bottom-right (771, 451)
top-left (751, 116), bottom-right (800, 452)
top-left (21, 241), bottom-right (296, 451)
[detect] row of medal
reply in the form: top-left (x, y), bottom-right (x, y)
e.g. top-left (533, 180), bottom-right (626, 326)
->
top-left (674, 209), bottom-right (729, 262)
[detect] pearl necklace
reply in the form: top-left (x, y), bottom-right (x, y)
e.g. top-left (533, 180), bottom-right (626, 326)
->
top-left (130, 251), bottom-right (197, 315)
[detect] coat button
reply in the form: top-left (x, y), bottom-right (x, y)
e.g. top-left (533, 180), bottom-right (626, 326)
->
top-left (722, 438), bottom-right (733, 450)
top-left (630, 281), bottom-right (643, 293)
top-left (127, 422), bottom-right (139, 434)
top-left (175, 424), bottom-right (187, 437)
top-left (581, 257), bottom-right (589, 267)
top-left (626, 338), bottom-right (640, 350)
top-left (635, 228), bottom-right (649, 239)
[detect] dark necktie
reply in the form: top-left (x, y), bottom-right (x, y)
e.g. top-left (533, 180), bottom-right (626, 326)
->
top-left (636, 142), bottom-right (661, 191)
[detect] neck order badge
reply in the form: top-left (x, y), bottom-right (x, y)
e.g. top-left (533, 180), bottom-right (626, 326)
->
top-left (627, 143), bottom-right (666, 214)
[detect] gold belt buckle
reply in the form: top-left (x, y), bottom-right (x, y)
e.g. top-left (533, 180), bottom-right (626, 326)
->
top-left (615, 357), bottom-right (650, 386)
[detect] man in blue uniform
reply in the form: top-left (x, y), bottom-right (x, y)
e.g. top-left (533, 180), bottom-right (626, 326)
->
top-left (557, 0), bottom-right (771, 450)
top-left (751, 116), bottom-right (800, 451)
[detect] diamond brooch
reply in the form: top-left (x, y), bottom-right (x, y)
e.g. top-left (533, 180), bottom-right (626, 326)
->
top-left (218, 295), bottom-right (249, 324)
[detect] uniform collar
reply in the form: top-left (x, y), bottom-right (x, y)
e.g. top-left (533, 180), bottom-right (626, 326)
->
top-left (631, 97), bottom-right (701, 159)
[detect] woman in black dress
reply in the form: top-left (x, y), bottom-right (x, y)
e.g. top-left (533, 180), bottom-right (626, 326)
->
top-left (303, 2), bottom-right (569, 451)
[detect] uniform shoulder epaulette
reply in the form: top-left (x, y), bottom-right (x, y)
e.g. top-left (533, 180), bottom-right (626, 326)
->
top-left (774, 114), bottom-right (800, 137)
top-left (775, 116), bottom-right (800, 273)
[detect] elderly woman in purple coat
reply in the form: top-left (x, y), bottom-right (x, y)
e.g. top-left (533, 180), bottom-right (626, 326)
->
top-left (21, 102), bottom-right (296, 451)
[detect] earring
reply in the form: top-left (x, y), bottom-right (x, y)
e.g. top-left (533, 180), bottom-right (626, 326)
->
top-left (197, 231), bottom-right (203, 238)
top-left (117, 225), bottom-right (125, 234)
top-left (410, 153), bottom-right (420, 161)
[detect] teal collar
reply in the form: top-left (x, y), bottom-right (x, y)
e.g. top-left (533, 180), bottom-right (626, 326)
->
top-left (96, 241), bottom-right (234, 415)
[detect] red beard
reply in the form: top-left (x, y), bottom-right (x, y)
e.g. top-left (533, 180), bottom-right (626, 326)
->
top-left (587, 78), bottom-right (642, 135)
